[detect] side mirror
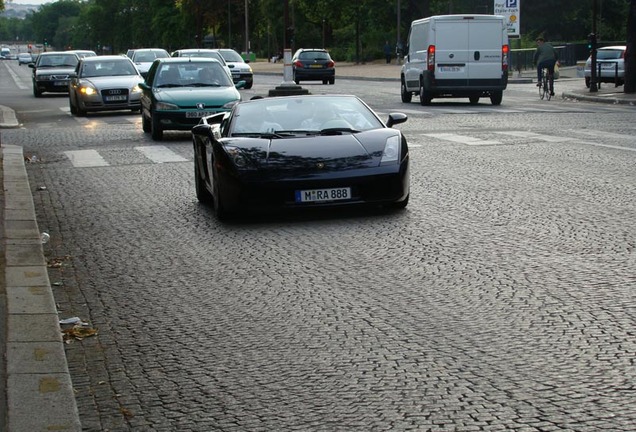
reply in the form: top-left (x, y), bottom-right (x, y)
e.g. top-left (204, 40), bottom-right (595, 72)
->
top-left (139, 82), bottom-right (150, 90)
top-left (28, 63), bottom-right (35, 69)
top-left (386, 112), bottom-right (408, 128)
top-left (235, 80), bottom-right (246, 89)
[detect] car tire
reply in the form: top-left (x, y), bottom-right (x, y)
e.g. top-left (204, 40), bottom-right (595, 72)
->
top-left (245, 81), bottom-right (253, 89)
top-left (194, 156), bottom-right (213, 204)
top-left (490, 91), bottom-right (503, 106)
top-left (419, 82), bottom-right (432, 106)
top-left (329, 77), bottom-right (335, 85)
top-left (401, 80), bottom-right (412, 103)
top-left (33, 86), bottom-right (41, 98)
top-left (150, 113), bottom-right (163, 141)
top-left (469, 96), bottom-right (480, 105)
top-left (322, 79), bottom-right (328, 85)
top-left (212, 168), bottom-right (233, 221)
top-left (142, 112), bottom-right (151, 133)
top-left (69, 97), bottom-right (77, 115)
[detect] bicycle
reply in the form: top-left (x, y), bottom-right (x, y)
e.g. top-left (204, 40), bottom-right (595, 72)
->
top-left (538, 67), bottom-right (553, 101)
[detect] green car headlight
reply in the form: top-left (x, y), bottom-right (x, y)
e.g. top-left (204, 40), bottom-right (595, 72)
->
top-left (156, 101), bottom-right (179, 110)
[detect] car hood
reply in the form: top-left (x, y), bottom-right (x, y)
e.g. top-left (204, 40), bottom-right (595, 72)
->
top-left (227, 63), bottom-right (252, 73)
top-left (155, 86), bottom-right (240, 106)
top-left (35, 67), bottom-right (75, 76)
top-left (83, 75), bottom-right (143, 88)
top-left (225, 129), bottom-right (398, 172)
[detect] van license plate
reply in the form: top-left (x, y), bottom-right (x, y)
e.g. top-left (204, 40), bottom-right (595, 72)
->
top-left (440, 66), bottom-right (462, 72)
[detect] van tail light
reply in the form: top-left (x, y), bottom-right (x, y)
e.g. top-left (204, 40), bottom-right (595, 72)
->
top-left (502, 44), bottom-right (509, 71)
top-left (427, 45), bottom-right (436, 72)
top-left (293, 60), bottom-right (304, 68)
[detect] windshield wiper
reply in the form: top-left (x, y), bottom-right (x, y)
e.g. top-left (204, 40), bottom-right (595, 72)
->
top-left (319, 127), bottom-right (360, 135)
top-left (190, 83), bottom-right (222, 87)
top-left (232, 131), bottom-right (294, 139)
top-left (157, 83), bottom-right (184, 88)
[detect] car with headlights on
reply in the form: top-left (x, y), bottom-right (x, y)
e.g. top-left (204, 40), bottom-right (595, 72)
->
top-left (68, 55), bottom-right (143, 116)
top-left (584, 45), bottom-right (625, 88)
top-left (130, 48), bottom-right (170, 78)
top-left (140, 57), bottom-right (244, 141)
top-left (29, 51), bottom-right (79, 97)
top-left (212, 48), bottom-right (253, 89)
top-left (191, 94), bottom-right (409, 220)
top-left (292, 48), bottom-right (335, 85)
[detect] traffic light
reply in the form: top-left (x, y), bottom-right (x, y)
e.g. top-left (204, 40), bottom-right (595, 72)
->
top-left (587, 33), bottom-right (596, 51)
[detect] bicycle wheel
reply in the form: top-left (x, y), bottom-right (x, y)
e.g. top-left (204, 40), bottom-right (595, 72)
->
top-left (539, 79), bottom-right (545, 100)
top-left (544, 74), bottom-right (552, 101)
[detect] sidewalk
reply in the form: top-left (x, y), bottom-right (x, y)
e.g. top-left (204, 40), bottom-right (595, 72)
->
top-left (1, 61), bottom-right (634, 431)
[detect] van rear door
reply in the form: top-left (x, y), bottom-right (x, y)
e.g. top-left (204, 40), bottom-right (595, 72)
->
top-left (468, 18), bottom-right (505, 85)
top-left (434, 17), bottom-right (470, 86)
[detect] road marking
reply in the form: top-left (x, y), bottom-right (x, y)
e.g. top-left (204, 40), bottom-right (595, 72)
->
top-left (64, 150), bottom-right (110, 167)
top-left (495, 131), bottom-right (576, 142)
top-left (570, 129), bottom-right (636, 141)
top-left (423, 133), bottom-right (503, 146)
top-left (134, 146), bottom-right (188, 163)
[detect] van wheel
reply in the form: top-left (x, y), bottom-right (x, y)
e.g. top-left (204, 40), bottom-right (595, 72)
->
top-left (401, 81), bottom-right (412, 103)
top-left (419, 85), bottom-right (432, 106)
top-left (469, 96), bottom-right (480, 105)
top-left (490, 91), bottom-right (503, 106)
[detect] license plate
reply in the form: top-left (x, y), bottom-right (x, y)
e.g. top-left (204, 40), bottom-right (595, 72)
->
top-left (186, 111), bottom-right (215, 118)
top-left (439, 66), bottom-right (462, 72)
top-left (54, 81), bottom-right (67, 86)
top-left (295, 187), bottom-right (351, 203)
top-left (601, 63), bottom-right (615, 69)
top-left (104, 95), bottom-right (127, 102)
top-left (309, 64), bottom-right (323, 68)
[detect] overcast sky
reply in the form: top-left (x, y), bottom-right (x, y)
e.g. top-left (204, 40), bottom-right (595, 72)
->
top-left (8, 0), bottom-right (52, 6)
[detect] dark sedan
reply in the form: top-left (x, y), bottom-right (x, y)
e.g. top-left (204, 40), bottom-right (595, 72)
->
top-left (192, 95), bottom-right (409, 220)
top-left (292, 48), bottom-right (336, 85)
top-left (29, 51), bottom-right (79, 97)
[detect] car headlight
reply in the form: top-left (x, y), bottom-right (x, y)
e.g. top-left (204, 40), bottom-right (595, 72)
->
top-left (79, 85), bottom-right (97, 96)
top-left (38, 75), bottom-right (51, 81)
top-left (380, 135), bottom-right (400, 164)
top-left (131, 84), bottom-right (141, 94)
top-left (225, 145), bottom-right (251, 169)
top-left (155, 101), bottom-right (179, 110)
top-left (222, 100), bottom-right (240, 110)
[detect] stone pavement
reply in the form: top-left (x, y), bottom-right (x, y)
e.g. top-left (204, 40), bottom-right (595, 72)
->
top-left (0, 62), bottom-right (634, 431)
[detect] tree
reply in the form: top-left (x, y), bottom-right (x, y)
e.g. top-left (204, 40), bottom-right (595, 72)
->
top-left (626, 0), bottom-right (636, 93)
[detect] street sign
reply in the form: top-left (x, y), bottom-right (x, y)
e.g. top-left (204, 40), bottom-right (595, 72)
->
top-left (494, 0), bottom-right (520, 38)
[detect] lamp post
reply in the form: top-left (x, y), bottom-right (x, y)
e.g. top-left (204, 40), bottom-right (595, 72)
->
top-left (244, 0), bottom-right (249, 55)
top-left (590, 0), bottom-right (598, 92)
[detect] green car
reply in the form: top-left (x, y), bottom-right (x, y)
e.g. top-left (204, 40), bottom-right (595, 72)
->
top-left (140, 57), bottom-right (244, 140)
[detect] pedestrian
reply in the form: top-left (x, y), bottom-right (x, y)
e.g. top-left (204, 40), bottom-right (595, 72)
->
top-left (533, 37), bottom-right (558, 96)
top-left (384, 41), bottom-right (392, 64)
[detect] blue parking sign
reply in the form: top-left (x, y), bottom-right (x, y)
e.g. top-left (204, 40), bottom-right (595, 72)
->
top-left (506, 0), bottom-right (517, 7)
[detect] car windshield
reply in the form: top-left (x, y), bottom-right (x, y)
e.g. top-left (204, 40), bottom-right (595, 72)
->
top-left (81, 59), bottom-right (138, 77)
top-left (134, 51), bottom-right (169, 62)
top-left (299, 51), bottom-right (330, 61)
top-left (219, 49), bottom-right (244, 62)
top-left (37, 54), bottom-right (78, 68)
top-left (155, 62), bottom-right (233, 88)
top-left (597, 49), bottom-right (624, 60)
top-left (231, 96), bottom-right (383, 135)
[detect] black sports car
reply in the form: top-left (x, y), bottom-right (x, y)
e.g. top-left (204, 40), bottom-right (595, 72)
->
top-left (192, 95), bottom-right (410, 220)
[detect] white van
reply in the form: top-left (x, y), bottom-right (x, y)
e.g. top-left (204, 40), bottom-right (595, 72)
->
top-left (401, 14), bottom-right (509, 105)
top-left (1, 47), bottom-right (12, 59)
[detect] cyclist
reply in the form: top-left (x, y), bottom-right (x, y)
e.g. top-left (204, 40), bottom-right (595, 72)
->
top-left (533, 37), bottom-right (558, 96)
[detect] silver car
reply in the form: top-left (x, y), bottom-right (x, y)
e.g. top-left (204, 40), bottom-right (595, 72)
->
top-left (584, 45), bottom-right (625, 88)
top-left (130, 48), bottom-right (170, 78)
top-left (68, 55), bottom-right (143, 116)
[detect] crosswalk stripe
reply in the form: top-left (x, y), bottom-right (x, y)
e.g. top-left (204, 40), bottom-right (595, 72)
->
top-left (423, 133), bottom-right (503, 146)
top-left (135, 146), bottom-right (188, 163)
top-left (495, 131), bottom-right (576, 142)
top-left (64, 150), bottom-right (110, 167)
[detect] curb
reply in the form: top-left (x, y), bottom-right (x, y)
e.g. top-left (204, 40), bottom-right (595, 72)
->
top-left (0, 106), bottom-right (20, 129)
top-left (2, 144), bottom-right (82, 431)
top-left (562, 92), bottom-right (636, 106)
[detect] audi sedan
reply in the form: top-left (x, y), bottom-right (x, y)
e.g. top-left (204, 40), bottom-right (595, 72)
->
top-left (68, 55), bottom-right (143, 116)
top-left (140, 57), bottom-right (244, 140)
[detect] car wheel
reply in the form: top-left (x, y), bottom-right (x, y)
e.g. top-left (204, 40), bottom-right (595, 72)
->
top-left (76, 101), bottom-right (87, 117)
top-left (585, 77), bottom-right (591, 88)
top-left (490, 91), bottom-right (503, 106)
top-left (329, 77), bottom-right (335, 85)
top-left (244, 81), bottom-right (253, 90)
top-left (322, 79), bottom-right (328, 85)
top-left (69, 97), bottom-right (77, 115)
top-left (212, 168), bottom-right (233, 221)
top-left (194, 156), bottom-right (213, 204)
top-left (401, 80), bottom-right (412, 103)
top-left (419, 83), bottom-right (432, 106)
top-left (469, 96), bottom-right (480, 105)
top-left (141, 112), bottom-right (151, 133)
top-left (33, 86), bottom-right (41, 98)
top-left (150, 112), bottom-right (163, 141)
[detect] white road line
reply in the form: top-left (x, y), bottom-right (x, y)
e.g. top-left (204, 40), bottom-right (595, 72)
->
top-left (423, 133), bottom-right (503, 146)
top-left (135, 146), bottom-right (188, 163)
top-left (495, 131), bottom-right (576, 142)
top-left (569, 129), bottom-right (636, 141)
top-left (64, 150), bottom-right (110, 167)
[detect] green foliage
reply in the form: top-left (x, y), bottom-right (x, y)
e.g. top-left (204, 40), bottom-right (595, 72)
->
top-left (12, 0), bottom-right (634, 61)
